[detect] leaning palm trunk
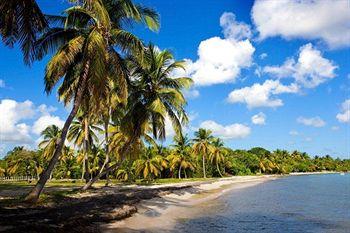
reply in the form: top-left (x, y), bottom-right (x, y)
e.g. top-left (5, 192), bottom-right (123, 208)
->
top-left (25, 62), bottom-right (90, 203)
top-left (81, 136), bottom-right (136, 191)
top-left (216, 162), bottom-right (223, 177)
top-left (178, 166), bottom-right (182, 179)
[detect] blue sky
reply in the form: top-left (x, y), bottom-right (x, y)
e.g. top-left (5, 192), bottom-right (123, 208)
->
top-left (0, 0), bottom-right (349, 158)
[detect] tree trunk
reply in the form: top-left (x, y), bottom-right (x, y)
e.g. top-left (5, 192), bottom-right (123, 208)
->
top-left (82, 136), bottom-right (136, 190)
top-left (25, 61), bottom-right (90, 203)
top-left (202, 154), bottom-right (206, 178)
top-left (81, 156), bottom-right (86, 180)
top-left (178, 166), bottom-right (182, 179)
top-left (83, 117), bottom-right (90, 183)
top-left (184, 169), bottom-right (187, 179)
top-left (100, 119), bottom-right (110, 186)
top-left (217, 162), bottom-right (223, 177)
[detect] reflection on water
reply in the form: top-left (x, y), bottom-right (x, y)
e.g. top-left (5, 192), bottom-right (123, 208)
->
top-left (173, 174), bottom-right (350, 233)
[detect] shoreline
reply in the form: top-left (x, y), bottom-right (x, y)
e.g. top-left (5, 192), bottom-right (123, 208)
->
top-left (101, 175), bottom-right (280, 232)
top-left (0, 172), bottom-right (341, 232)
top-left (102, 171), bottom-right (342, 232)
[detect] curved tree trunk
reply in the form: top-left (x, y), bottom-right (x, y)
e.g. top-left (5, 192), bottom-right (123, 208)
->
top-left (202, 154), bottom-right (206, 178)
top-left (25, 61), bottom-right (90, 203)
top-left (217, 162), bottom-right (223, 177)
top-left (178, 166), bottom-right (182, 179)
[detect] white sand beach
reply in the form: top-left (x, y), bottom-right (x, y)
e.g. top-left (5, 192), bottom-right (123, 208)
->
top-left (102, 175), bottom-right (279, 232)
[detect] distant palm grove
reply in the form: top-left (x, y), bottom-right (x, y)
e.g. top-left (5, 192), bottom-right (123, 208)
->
top-left (1, 131), bottom-right (349, 181)
top-left (0, 0), bottom-right (349, 203)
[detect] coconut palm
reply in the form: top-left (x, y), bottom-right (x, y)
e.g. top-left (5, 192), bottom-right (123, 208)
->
top-left (133, 147), bottom-right (167, 181)
top-left (82, 44), bottom-right (192, 189)
top-left (67, 110), bottom-right (102, 181)
top-left (25, 0), bottom-right (153, 202)
top-left (0, 0), bottom-right (48, 64)
top-left (193, 128), bottom-right (214, 178)
top-left (38, 125), bottom-right (61, 160)
top-left (168, 134), bottom-right (195, 179)
top-left (209, 138), bottom-right (226, 177)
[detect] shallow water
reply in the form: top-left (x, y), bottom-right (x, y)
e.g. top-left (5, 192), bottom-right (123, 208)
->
top-left (172, 174), bottom-right (350, 233)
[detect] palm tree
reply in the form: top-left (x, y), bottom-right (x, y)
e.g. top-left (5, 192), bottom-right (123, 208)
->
top-left (67, 110), bottom-right (102, 182)
top-left (133, 147), bottom-right (167, 182)
top-left (0, 0), bottom-right (48, 64)
top-left (193, 128), bottom-right (214, 178)
top-left (168, 134), bottom-right (195, 179)
top-left (82, 44), bottom-right (191, 189)
top-left (209, 138), bottom-right (226, 177)
top-left (25, 0), bottom-right (150, 202)
top-left (38, 125), bottom-right (61, 160)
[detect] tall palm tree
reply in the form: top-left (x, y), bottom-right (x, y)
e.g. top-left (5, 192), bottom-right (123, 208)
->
top-left (193, 128), bottom-right (214, 178)
top-left (25, 0), bottom-right (153, 202)
top-left (0, 0), bottom-right (48, 64)
top-left (209, 138), bottom-right (226, 177)
top-left (82, 44), bottom-right (191, 189)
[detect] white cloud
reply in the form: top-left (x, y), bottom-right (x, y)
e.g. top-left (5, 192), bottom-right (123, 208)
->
top-left (220, 12), bottom-right (252, 40)
top-left (305, 137), bottom-right (313, 142)
top-left (179, 12), bottom-right (255, 86)
top-left (264, 44), bottom-right (337, 88)
top-left (0, 79), bottom-right (5, 88)
top-left (0, 99), bottom-right (64, 151)
top-left (227, 79), bottom-right (299, 108)
top-left (199, 120), bottom-right (251, 139)
top-left (297, 116), bottom-right (326, 127)
top-left (0, 99), bottom-right (35, 143)
top-left (336, 99), bottom-right (350, 123)
top-left (289, 130), bottom-right (299, 136)
top-left (251, 112), bottom-right (266, 125)
top-left (32, 115), bottom-right (64, 135)
top-left (252, 0), bottom-right (350, 48)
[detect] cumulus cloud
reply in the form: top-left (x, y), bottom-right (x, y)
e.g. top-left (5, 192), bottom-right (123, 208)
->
top-left (336, 99), bottom-right (350, 123)
top-left (178, 12), bottom-right (255, 86)
top-left (199, 120), bottom-right (251, 139)
top-left (220, 12), bottom-right (252, 40)
top-left (251, 112), bottom-right (266, 125)
top-left (297, 116), bottom-right (326, 127)
top-left (0, 99), bottom-right (64, 150)
top-left (252, 0), bottom-right (350, 48)
top-left (32, 115), bottom-right (64, 135)
top-left (0, 99), bottom-right (35, 143)
top-left (227, 79), bottom-right (299, 108)
top-left (264, 44), bottom-right (337, 88)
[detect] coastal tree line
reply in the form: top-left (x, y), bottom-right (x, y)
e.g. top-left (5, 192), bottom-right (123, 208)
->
top-left (0, 0), bottom-right (348, 204)
top-left (1, 131), bottom-right (349, 182)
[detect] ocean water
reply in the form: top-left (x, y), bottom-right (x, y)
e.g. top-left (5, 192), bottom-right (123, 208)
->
top-left (173, 174), bottom-right (350, 233)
